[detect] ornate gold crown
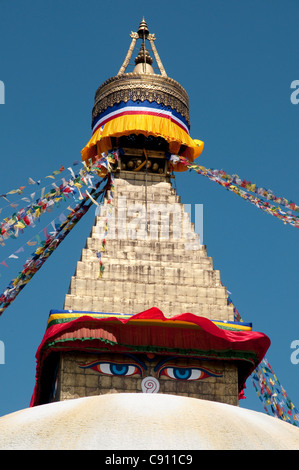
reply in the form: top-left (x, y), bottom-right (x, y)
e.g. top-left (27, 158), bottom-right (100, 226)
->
top-left (91, 18), bottom-right (190, 129)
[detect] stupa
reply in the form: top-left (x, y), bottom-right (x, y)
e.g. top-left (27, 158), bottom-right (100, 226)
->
top-left (0, 18), bottom-right (299, 450)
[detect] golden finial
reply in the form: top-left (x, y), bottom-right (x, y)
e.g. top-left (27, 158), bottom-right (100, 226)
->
top-left (137, 17), bottom-right (149, 39)
top-left (117, 18), bottom-right (167, 76)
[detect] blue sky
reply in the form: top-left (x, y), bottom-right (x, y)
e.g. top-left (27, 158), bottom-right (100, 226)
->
top-left (0, 0), bottom-right (298, 418)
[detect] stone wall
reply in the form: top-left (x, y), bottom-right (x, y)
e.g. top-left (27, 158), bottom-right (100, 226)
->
top-left (55, 351), bottom-right (239, 406)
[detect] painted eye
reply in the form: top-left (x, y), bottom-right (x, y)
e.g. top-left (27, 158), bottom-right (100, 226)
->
top-left (156, 363), bottom-right (223, 381)
top-left (161, 367), bottom-right (206, 380)
top-left (79, 361), bottom-right (142, 377)
top-left (158, 366), bottom-right (223, 381)
top-left (98, 363), bottom-right (139, 376)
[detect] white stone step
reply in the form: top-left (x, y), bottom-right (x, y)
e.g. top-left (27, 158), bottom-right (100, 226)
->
top-left (63, 293), bottom-right (234, 321)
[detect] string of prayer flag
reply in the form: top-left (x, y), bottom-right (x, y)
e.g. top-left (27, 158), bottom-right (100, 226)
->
top-left (0, 151), bottom-right (120, 245)
top-left (173, 156), bottom-right (299, 229)
top-left (226, 294), bottom-right (299, 426)
top-left (0, 182), bottom-right (107, 316)
top-left (0, 150), bottom-right (119, 314)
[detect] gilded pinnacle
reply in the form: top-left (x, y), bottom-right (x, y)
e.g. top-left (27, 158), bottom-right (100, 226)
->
top-left (137, 17), bottom-right (149, 38)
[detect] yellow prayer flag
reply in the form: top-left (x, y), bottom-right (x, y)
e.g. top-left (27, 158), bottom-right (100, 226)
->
top-left (14, 221), bottom-right (26, 229)
top-left (6, 189), bottom-right (18, 195)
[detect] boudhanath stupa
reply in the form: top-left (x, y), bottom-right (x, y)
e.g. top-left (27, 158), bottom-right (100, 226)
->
top-left (0, 18), bottom-right (299, 450)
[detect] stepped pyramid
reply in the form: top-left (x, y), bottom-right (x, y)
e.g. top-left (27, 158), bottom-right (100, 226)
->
top-left (64, 171), bottom-right (234, 321)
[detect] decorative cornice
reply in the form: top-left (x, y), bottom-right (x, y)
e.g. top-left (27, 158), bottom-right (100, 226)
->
top-left (92, 73), bottom-right (190, 127)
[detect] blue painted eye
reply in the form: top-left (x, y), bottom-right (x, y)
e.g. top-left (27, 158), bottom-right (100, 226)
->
top-left (110, 364), bottom-right (131, 375)
top-left (97, 363), bottom-right (139, 376)
top-left (172, 368), bottom-right (192, 379)
top-left (79, 361), bottom-right (142, 377)
top-left (159, 367), bottom-right (213, 381)
top-left (167, 367), bottom-right (204, 380)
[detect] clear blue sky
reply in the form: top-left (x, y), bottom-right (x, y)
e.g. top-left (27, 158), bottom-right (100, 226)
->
top-left (0, 0), bottom-right (298, 418)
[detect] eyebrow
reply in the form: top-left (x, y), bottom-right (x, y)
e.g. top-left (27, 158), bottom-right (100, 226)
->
top-left (153, 356), bottom-right (179, 372)
top-left (79, 354), bottom-right (148, 371)
top-left (123, 353), bottom-right (148, 370)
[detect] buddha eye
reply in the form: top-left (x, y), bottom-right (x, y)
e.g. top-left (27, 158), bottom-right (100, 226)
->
top-left (158, 366), bottom-right (221, 381)
top-left (79, 361), bottom-right (142, 377)
top-left (98, 363), bottom-right (140, 376)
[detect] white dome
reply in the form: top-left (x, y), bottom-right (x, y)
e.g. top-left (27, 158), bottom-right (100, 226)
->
top-left (0, 393), bottom-right (299, 450)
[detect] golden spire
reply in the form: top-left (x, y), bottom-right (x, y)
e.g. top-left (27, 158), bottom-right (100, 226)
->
top-left (137, 16), bottom-right (149, 38)
top-left (117, 18), bottom-right (167, 76)
top-left (82, 18), bottom-right (205, 166)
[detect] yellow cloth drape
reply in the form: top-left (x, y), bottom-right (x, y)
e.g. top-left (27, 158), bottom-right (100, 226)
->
top-left (81, 114), bottom-right (204, 170)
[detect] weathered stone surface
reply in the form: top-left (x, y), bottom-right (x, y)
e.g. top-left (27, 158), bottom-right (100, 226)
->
top-left (64, 174), bottom-right (233, 321)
